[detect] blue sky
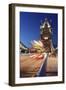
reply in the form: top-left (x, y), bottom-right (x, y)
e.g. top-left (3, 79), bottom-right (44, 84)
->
top-left (20, 12), bottom-right (58, 48)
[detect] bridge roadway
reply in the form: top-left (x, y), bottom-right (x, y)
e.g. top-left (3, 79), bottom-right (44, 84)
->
top-left (20, 53), bottom-right (57, 77)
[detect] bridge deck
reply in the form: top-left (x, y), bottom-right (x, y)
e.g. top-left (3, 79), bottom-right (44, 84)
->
top-left (20, 53), bottom-right (57, 77)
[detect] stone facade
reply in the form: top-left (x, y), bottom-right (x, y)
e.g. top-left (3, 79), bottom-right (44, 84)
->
top-left (40, 18), bottom-right (52, 53)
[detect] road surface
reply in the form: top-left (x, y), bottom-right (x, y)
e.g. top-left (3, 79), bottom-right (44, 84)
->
top-left (20, 53), bottom-right (58, 77)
